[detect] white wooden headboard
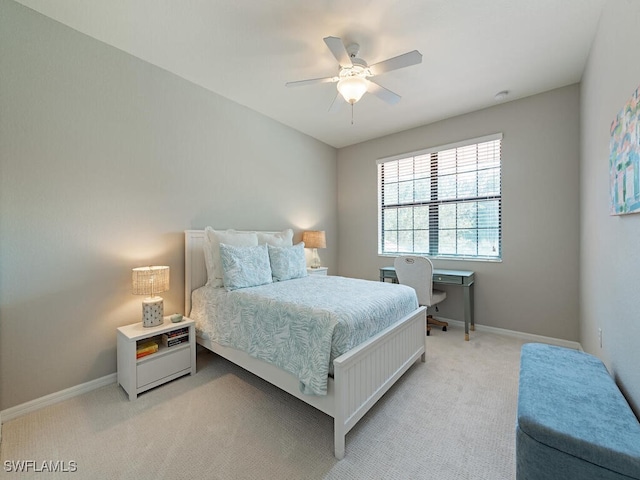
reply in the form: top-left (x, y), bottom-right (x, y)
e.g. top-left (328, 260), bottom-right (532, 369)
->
top-left (184, 230), bottom-right (206, 316)
top-left (184, 229), bottom-right (283, 316)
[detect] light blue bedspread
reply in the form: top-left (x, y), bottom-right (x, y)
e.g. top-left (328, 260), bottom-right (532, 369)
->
top-left (191, 275), bottom-right (418, 395)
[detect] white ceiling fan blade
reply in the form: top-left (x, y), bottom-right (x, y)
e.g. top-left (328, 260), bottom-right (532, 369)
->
top-left (323, 36), bottom-right (352, 68)
top-left (285, 76), bottom-right (337, 87)
top-left (367, 80), bottom-right (401, 105)
top-left (369, 50), bottom-right (422, 76)
top-left (328, 92), bottom-right (343, 113)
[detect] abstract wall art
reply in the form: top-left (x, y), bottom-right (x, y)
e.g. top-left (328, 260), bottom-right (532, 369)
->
top-left (610, 83), bottom-right (640, 215)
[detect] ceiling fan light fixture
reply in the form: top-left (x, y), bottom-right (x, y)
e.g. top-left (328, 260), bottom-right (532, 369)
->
top-left (337, 76), bottom-right (368, 104)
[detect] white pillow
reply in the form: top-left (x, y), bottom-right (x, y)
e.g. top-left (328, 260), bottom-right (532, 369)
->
top-left (203, 228), bottom-right (259, 287)
top-left (268, 242), bottom-right (307, 282)
top-left (257, 229), bottom-right (294, 247)
top-left (219, 243), bottom-right (272, 291)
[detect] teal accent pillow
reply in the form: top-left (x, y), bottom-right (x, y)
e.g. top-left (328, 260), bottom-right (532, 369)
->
top-left (219, 243), bottom-right (272, 291)
top-left (268, 242), bottom-right (307, 282)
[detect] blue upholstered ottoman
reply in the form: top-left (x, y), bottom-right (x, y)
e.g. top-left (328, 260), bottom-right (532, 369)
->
top-left (516, 343), bottom-right (640, 480)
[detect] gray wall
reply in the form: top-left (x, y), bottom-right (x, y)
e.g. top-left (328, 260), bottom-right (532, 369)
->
top-left (580, 0), bottom-right (640, 414)
top-left (337, 85), bottom-right (581, 341)
top-left (0, 2), bottom-right (337, 410)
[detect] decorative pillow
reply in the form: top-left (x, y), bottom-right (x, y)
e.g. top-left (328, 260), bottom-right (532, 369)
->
top-left (219, 243), bottom-right (272, 291)
top-left (203, 228), bottom-right (258, 287)
top-left (268, 242), bottom-right (308, 282)
top-left (257, 229), bottom-right (294, 247)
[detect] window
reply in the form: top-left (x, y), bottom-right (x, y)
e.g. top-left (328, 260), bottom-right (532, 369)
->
top-left (378, 133), bottom-right (502, 260)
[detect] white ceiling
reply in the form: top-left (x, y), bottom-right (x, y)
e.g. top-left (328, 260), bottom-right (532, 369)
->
top-left (15, 0), bottom-right (606, 148)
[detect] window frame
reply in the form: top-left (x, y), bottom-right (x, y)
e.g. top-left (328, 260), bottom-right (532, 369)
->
top-left (377, 133), bottom-right (503, 262)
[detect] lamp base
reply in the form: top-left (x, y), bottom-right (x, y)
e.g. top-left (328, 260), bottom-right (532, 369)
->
top-left (310, 248), bottom-right (322, 269)
top-left (142, 297), bottom-right (164, 327)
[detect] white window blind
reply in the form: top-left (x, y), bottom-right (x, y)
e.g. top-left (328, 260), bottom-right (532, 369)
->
top-left (377, 134), bottom-right (502, 260)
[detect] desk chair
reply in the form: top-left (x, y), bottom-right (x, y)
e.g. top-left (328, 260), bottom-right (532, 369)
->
top-left (394, 256), bottom-right (448, 335)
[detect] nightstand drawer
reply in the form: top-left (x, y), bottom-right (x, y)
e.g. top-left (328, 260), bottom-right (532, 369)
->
top-left (137, 346), bottom-right (191, 388)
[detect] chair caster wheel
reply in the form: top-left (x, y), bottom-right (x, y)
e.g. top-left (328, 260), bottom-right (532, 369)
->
top-left (442, 326), bottom-right (447, 332)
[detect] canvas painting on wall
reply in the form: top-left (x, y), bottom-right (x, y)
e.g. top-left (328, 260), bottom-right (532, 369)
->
top-left (610, 83), bottom-right (640, 215)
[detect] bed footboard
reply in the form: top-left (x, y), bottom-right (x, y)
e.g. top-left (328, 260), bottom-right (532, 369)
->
top-left (332, 306), bottom-right (427, 459)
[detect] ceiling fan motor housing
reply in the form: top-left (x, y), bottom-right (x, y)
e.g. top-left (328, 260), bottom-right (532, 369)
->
top-left (340, 64), bottom-right (369, 79)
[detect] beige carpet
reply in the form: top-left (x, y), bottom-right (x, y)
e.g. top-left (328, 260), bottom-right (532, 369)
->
top-left (0, 324), bottom-right (529, 479)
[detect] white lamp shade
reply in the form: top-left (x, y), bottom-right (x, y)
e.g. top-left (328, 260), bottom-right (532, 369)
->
top-left (132, 266), bottom-right (170, 297)
top-left (337, 76), bottom-right (368, 104)
top-left (302, 230), bottom-right (326, 249)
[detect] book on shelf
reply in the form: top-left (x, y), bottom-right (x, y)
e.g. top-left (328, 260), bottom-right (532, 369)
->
top-left (136, 340), bottom-right (158, 351)
top-left (136, 341), bottom-right (158, 358)
top-left (165, 327), bottom-right (189, 338)
top-left (161, 334), bottom-right (189, 348)
top-left (136, 345), bottom-right (158, 359)
top-left (136, 348), bottom-right (158, 358)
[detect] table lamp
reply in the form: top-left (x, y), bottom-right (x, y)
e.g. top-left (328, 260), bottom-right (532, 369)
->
top-left (302, 230), bottom-right (326, 268)
top-left (132, 266), bottom-right (170, 327)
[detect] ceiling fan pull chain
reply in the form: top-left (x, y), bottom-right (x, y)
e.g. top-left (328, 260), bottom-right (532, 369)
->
top-left (351, 103), bottom-right (354, 125)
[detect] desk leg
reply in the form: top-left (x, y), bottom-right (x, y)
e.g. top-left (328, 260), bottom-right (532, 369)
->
top-left (469, 284), bottom-right (475, 332)
top-left (463, 285), bottom-right (473, 341)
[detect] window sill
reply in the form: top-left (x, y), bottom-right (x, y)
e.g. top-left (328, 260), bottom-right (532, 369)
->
top-left (378, 254), bottom-right (502, 263)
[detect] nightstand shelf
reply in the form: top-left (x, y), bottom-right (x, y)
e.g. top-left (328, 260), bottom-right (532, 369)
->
top-left (117, 317), bottom-right (196, 400)
top-left (136, 341), bottom-right (189, 364)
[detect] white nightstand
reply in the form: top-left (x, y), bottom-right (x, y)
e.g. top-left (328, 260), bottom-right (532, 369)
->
top-left (307, 267), bottom-right (328, 276)
top-left (117, 317), bottom-right (196, 400)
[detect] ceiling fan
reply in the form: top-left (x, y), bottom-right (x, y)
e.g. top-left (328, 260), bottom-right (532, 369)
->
top-left (286, 36), bottom-right (422, 113)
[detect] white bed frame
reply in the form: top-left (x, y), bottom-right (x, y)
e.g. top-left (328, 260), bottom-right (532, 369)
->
top-left (184, 230), bottom-right (427, 459)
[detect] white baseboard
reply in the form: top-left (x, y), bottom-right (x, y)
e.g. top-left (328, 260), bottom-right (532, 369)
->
top-left (0, 321), bottom-right (581, 425)
top-left (1, 373), bottom-right (117, 424)
top-left (441, 318), bottom-right (583, 350)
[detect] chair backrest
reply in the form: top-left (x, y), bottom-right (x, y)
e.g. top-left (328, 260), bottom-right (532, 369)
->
top-left (393, 255), bottom-right (435, 307)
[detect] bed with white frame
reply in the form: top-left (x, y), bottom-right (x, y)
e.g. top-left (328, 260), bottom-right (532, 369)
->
top-left (184, 229), bottom-right (427, 459)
